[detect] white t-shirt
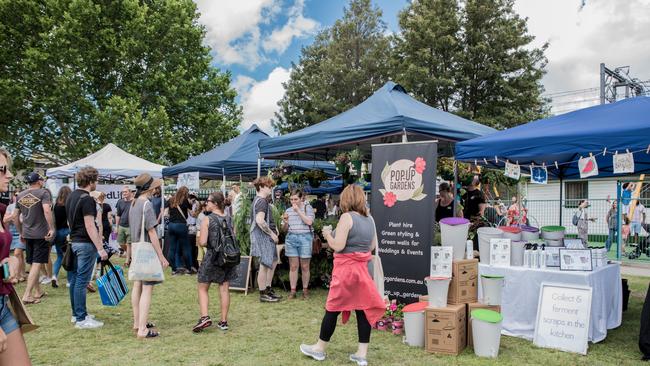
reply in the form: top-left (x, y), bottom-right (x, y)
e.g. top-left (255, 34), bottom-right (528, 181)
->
top-left (629, 204), bottom-right (646, 223)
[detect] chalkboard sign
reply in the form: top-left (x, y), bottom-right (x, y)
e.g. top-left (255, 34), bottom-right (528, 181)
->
top-left (229, 256), bottom-right (252, 295)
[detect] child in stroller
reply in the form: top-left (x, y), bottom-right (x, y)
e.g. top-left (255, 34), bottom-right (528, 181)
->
top-left (628, 222), bottom-right (650, 259)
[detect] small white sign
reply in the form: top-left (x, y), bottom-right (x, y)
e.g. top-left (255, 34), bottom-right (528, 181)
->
top-left (578, 156), bottom-right (599, 178)
top-left (430, 246), bottom-right (453, 278)
top-left (177, 171), bottom-right (200, 190)
top-left (613, 153), bottom-right (634, 174)
top-left (564, 239), bottom-right (585, 249)
top-left (489, 238), bottom-right (511, 267)
top-left (534, 283), bottom-right (592, 355)
top-left (505, 161), bottom-right (521, 180)
top-left (545, 247), bottom-right (561, 267)
top-left (559, 249), bottom-right (593, 271)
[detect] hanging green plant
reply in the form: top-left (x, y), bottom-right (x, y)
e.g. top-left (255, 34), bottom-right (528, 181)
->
top-left (304, 169), bottom-right (327, 188)
top-left (334, 152), bottom-right (350, 173)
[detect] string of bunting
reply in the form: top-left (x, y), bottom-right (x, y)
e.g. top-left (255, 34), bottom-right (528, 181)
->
top-left (470, 144), bottom-right (650, 184)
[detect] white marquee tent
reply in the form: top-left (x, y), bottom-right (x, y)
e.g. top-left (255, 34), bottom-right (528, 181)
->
top-left (46, 143), bottom-right (166, 179)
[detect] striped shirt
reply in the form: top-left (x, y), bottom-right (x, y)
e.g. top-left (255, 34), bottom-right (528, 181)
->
top-left (285, 204), bottom-right (315, 234)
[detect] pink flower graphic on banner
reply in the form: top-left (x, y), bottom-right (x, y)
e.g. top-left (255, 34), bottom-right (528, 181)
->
top-left (414, 157), bottom-right (426, 174)
top-left (383, 192), bottom-right (397, 207)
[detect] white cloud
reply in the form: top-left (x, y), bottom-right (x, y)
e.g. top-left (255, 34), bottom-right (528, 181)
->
top-left (195, 0), bottom-right (318, 69)
top-left (236, 67), bottom-right (291, 135)
top-left (515, 0), bottom-right (650, 113)
top-left (263, 0), bottom-right (319, 53)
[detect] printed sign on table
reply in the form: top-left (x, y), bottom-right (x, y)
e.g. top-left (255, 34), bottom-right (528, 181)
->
top-left (531, 166), bottom-right (548, 184)
top-left (430, 246), bottom-right (453, 278)
top-left (177, 171), bottom-right (200, 190)
top-left (505, 161), bottom-right (521, 180)
top-left (578, 156), bottom-right (599, 178)
top-left (559, 249), bottom-right (593, 271)
top-left (534, 283), bottom-right (592, 355)
top-left (371, 141), bottom-right (437, 304)
top-left (613, 153), bottom-right (634, 174)
top-left (489, 238), bottom-right (511, 267)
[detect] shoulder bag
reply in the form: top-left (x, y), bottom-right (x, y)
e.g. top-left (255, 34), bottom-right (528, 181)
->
top-left (129, 202), bottom-right (165, 282)
top-left (305, 205), bottom-right (322, 255)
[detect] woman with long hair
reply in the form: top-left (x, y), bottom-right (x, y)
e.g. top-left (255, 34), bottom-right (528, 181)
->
top-left (300, 185), bottom-right (384, 365)
top-left (192, 192), bottom-right (237, 332)
top-left (0, 147), bottom-right (31, 364)
top-left (167, 186), bottom-right (193, 275)
top-left (52, 185), bottom-right (72, 288)
top-left (129, 173), bottom-right (169, 338)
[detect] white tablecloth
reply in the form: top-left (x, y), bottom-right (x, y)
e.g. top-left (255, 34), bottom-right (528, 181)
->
top-left (478, 263), bottom-right (622, 343)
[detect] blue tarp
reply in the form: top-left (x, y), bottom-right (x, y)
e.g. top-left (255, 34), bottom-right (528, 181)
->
top-left (455, 97), bottom-right (650, 179)
top-left (276, 180), bottom-right (371, 195)
top-left (162, 125), bottom-right (337, 179)
top-left (259, 81), bottom-right (496, 160)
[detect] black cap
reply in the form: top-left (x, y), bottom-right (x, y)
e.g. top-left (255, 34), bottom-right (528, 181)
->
top-left (25, 172), bottom-right (44, 184)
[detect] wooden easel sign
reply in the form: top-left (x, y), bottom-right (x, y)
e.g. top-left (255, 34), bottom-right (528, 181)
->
top-left (229, 256), bottom-right (252, 295)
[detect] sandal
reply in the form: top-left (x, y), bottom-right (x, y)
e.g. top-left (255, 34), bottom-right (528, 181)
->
top-left (133, 323), bottom-right (156, 331)
top-left (137, 329), bottom-right (160, 339)
top-left (34, 292), bottom-right (48, 300)
top-left (22, 298), bottom-right (41, 305)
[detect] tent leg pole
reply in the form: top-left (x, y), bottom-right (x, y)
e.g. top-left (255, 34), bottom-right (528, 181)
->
top-left (222, 169), bottom-right (226, 195)
top-left (257, 158), bottom-right (261, 178)
top-left (559, 178), bottom-right (563, 226)
top-left (453, 160), bottom-right (458, 217)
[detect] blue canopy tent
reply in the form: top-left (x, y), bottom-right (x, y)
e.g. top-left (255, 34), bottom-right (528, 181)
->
top-left (259, 81), bottom-right (496, 160)
top-left (455, 97), bottom-right (650, 179)
top-left (162, 125), bottom-right (337, 179)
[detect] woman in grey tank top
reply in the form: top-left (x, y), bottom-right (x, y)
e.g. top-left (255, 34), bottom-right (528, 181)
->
top-left (300, 185), bottom-right (384, 366)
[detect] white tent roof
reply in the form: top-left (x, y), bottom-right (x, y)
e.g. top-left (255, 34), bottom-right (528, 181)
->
top-left (46, 143), bottom-right (166, 179)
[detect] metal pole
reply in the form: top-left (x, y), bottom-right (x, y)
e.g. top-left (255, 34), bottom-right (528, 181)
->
top-left (222, 168), bottom-right (226, 194)
top-left (600, 63), bottom-right (606, 105)
top-left (257, 157), bottom-right (261, 178)
top-left (453, 160), bottom-right (458, 217)
top-left (616, 181), bottom-right (622, 260)
top-left (559, 178), bottom-right (563, 226)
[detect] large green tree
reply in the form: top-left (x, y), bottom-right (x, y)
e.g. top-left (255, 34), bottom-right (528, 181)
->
top-left (0, 0), bottom-right (241, 167)
top-left (394, 0), bottom-right (548, 129)
top-left (273, 0), bottom-right (392, 134)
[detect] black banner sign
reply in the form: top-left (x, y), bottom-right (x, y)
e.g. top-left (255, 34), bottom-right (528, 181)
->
top-left (371, 141), bottom-right (437, 304)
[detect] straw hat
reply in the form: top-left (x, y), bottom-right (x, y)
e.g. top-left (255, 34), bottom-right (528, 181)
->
top-left (133, 173), bottom-right (162, 192)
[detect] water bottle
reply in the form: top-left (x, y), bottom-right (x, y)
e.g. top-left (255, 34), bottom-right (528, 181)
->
top-left (539, 244), bottom-right (546, 268)
top-left (531, 244), bottom-right (539, 268)
top-left (523, 243), bottom-right (531, 268)
top-left (466, 240), bottom-right (474, 259)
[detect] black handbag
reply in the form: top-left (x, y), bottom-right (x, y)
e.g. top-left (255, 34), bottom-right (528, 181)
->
top-left (217, 217), bottom-right (240, 267)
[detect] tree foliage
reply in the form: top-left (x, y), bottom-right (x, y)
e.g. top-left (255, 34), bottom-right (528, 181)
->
top-left (394, 0), bottom-right (549, 129)
top-left (272, 0), bottom-right (392, 134)
top-left (0, 0), bottom-right (241, 168)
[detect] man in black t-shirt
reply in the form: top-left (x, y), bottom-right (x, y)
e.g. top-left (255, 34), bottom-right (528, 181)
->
top-left (462, 177), bottom-right (486, 220)
top-left (65, 166), bottom-right (107, 329)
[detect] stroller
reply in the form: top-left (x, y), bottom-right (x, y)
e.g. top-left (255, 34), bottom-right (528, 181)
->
top-left (627, 222), bottom-right (650, 260)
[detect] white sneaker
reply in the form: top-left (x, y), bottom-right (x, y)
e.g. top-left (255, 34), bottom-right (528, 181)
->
top-left (71, 314), bottom-right (95, 323)
top-left (74, 316), bottom-right (103, 329)
top-left (40, 276), bottom-right (52, 285)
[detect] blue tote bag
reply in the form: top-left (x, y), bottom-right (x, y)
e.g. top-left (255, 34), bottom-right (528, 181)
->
top-left (96, 260), bottom-right (129, 306)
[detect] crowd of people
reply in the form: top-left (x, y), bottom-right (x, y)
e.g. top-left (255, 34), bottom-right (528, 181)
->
top-left (0, 147), bottom-right (384, 365)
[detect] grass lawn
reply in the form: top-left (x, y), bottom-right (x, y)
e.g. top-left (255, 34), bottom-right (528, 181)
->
top-left (16, 257), bottom-right (650, 366)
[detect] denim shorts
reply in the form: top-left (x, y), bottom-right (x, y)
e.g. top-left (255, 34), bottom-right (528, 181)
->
top-left (285, 233), bottom-right (313, 259)
top-left (0, 295), bottom-right (19, 335)
top-left (631, 222), bottom-right (643, 235)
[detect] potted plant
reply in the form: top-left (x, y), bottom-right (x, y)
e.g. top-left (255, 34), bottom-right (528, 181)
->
top-left (304, 169), bottom-right (327, 188)
top-left (349, 148), bottom-right (363, 173)
top-left (270, 166), bottom-right (284, 184)
top-left (387, 300), bottom-right (405, 335)
top-left (334, 152), bottom-right (350, 173)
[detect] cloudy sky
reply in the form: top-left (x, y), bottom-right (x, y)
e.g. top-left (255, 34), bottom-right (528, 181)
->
top-left (194, 0), bottom-right (650, 134)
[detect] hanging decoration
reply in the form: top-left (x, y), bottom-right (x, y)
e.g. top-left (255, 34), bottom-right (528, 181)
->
top-left (578, 155), bottom-right (599, 178)
top-left (504, 161), bottom-right (521, 180)
top-left (613, 151), bottom-right (635, 174)
top-left (531, 166), bottom-right (548, 184)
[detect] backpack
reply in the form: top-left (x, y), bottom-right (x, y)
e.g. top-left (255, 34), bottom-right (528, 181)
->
top-left (572, 209), bottom-right (581, 226)
top-left (216, 216), bottom-right (240, 267)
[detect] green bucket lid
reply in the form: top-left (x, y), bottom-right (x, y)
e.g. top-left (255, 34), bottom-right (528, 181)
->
top-left (471, 309), bottom-right (503, 323)
top-left (481, 274), bottom-right (505, 279)
top-left (541, 225), bottom-right (565, 232)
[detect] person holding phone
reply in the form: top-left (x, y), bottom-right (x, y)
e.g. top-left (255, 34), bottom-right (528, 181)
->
top-left (0, 147), bottom-right (31, 364)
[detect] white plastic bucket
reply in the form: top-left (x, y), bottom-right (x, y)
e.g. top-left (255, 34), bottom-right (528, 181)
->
top-left (499, 227), bottom-right (522, 241)
top-left (481, 275), bottom-right (504, 305)
top-left (510, 241), bottom-right (526, 266)
top-left (477, 227), bottom-right (503, 263)
top-left (402, 302), bottom-right (428, 347)
top-left (471, 309), bottom-right (503, 358)
top-left (425, 277), bottom-right (451, 308)
top-left (521, 231), bottom-right (539, 241)
top-left (440, 218), bottom-right (470, 260)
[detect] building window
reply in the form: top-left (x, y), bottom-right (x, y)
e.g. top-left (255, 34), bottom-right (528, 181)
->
top-left (565, 181), bottom-right (588, 208)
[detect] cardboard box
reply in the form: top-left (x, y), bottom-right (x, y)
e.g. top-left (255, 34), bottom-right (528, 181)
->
top-left (425, 304), bottom-right (467, 355)
top-left (466, 303), bottom-right (501, 346)
top-left (448, 259), bottom-right (478, 304)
